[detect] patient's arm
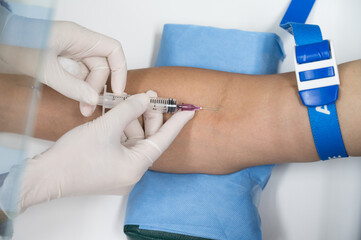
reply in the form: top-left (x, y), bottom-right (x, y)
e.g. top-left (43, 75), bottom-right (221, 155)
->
top-left (1, 60), bottom-right (360, 174)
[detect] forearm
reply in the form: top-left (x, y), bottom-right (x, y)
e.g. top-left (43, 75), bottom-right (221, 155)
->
top-left (132, 67), bottom-right (319, 173)
top-left (1, 60), bottom-right (360, 174)
top-left (126, 62), bottom-right (361, 173)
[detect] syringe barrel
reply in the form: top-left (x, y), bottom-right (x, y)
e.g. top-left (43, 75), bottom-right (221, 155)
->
top-left (148, 97), bottom-right (178, 113)
top-left (98, 95), bottom-right (178, 113)
top-left (98, 95), bottom-right (126, 109)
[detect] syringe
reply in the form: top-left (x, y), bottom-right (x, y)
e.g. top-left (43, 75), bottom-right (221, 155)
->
top-left (98, 85), bottom-right (217, 115)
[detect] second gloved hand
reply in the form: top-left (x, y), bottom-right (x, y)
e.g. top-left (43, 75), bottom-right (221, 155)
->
top-left (17, 93), bottom-right (194, 212)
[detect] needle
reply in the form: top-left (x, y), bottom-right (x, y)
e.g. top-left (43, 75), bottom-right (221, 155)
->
top-left (177, 103), bottom-right (218, 111)
top-left (200, 107), bottom-right (219, 111)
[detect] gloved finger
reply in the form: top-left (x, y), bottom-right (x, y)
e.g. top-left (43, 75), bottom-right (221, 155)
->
top-left (144, 90), bottom-right (163, 138)
top-left (124, 90), bottom-right (163, 145)
top-left (121, 132), bottom-right (128, 143)
top-left (123, 119), bottom-right (145, 149)
top-left (109, 46), bottom-right (127, 95)
top-left (82, 57), bottom-right (110, 92)
top-left (80, 57), bottom-right (110, 117)
top-left (59, 57), bottom-right (98, 116)
top-left (124, 119), bottom-right (145, 141)
top-left (124, 90), bottom-right (165, 148)
top-left (131, 111), bottom-right (194, 163)
top-left (58, 56), bottom-right (89, 81)
top-left (75, 61), bottom-right (90, 81)
top-left (61, 22), bottom-right (127, 95)
top-left (44, 55), bottom-right (99, 105)
top-left (97, 93), bottom-right (149, 143)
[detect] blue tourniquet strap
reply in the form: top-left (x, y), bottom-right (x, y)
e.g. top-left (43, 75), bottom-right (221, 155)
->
top-left (280, 0), bottom-right (348, 160)
top-left (307, 104), bottom-right (348, 159)
top-left (280, 0), bottom-right (316, 33)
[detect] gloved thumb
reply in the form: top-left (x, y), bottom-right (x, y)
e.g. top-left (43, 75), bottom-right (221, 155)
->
top-left (95, 93), bottom-right (150, 142)
top-left (130, 110), bottom-right (194, 164)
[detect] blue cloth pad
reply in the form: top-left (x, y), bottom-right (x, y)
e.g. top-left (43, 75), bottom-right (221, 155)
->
top-left (156, 24), bottom-right (284, 75)
top-left (126, 166), bottom-right (273, 239)
top-left (125, 24), bottom-right (284, 239)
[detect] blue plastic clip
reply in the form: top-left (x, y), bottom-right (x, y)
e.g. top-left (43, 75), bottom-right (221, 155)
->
top-left (294, 40), bottom-right (340, 106)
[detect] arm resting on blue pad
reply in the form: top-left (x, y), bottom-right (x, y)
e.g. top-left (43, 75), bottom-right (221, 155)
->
top-left (1, 63), bottom-right (361, 173)
top-left (124, 24), bottom-right (360, 240)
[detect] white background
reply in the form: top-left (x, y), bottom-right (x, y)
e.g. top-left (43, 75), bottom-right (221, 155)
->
top-left (6, 0), bottom-right (361, 239)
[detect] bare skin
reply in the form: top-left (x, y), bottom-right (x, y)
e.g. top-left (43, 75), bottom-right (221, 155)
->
top-left (0, 60), bottom-right (360, 176)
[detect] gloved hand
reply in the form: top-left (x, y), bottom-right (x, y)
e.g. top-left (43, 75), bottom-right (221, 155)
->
top-left (0, 12), bottom-right (127, 116)
top-left (16, 93), bottom-right (194, 212)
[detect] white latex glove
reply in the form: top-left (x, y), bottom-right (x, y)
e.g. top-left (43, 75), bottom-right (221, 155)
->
top-left (17, 93), bottom-right (194, 212)
top-left (0, 20), bottom-right (127, 116)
